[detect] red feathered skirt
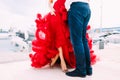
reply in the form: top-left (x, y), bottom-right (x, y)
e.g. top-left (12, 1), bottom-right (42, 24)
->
top-left (29, 11), bottom-right (97, 68)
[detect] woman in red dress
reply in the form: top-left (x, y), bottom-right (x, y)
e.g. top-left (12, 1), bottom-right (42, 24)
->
top-left (29, 0), bottom-right (96, 72)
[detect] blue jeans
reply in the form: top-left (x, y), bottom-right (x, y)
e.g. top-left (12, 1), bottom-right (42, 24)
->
top-left (68, 2), bottom-right (92, 75)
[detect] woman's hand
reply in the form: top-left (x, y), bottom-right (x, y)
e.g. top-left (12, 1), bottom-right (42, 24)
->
top-left (50, 7), bottom-right (56, 15)
top-left (49, 0), bottom-right (56, 15)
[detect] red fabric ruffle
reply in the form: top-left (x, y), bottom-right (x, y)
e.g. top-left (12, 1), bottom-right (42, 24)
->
top-left (29, 0), bottom-right (97, 68)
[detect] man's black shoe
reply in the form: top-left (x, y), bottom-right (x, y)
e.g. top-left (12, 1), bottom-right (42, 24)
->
top-left (87, 70), bottom-right (92, 76)
top-left (66, 70), bottom-right (86, 78)
top-left (87, 73), bottom-right (92, 76)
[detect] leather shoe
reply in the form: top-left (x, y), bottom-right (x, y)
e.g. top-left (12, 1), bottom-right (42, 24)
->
top-left (87, 70), bottom-right (92, 76)
top-left (66, 70), bottom-right (86, 78)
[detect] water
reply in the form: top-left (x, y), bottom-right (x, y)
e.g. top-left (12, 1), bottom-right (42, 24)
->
top-left (0, 38), bottom-right (13, 53)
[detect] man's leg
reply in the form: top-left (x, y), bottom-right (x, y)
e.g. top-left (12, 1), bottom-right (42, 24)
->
top-left (82, 13), bottom-right (92, 75)
top-left (66, 3), bottom-right (86, 77)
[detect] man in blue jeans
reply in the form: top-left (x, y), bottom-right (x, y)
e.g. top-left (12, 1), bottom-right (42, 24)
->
top-left (65, 0), bottom-right (92, 77)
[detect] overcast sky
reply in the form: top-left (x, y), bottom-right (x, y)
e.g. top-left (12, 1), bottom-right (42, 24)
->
top-left (0, 0), bottom-right (49, 30)
top-left (90, 0), bottom-right (120, 29)
top-left (0, 0), bottom-right (120, 30)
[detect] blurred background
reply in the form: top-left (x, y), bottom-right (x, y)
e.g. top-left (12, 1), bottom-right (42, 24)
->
top-left (0, 0), bottom-right (120, 63)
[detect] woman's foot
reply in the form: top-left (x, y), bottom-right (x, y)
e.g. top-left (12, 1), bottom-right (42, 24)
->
top-left (60, 60), bottom-right (68, 72)
top-left (50, 54), bottom-right (59, 67)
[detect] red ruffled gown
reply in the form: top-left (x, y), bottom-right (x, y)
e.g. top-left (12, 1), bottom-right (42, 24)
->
top-left (29, 0), bottom-right (97, 68)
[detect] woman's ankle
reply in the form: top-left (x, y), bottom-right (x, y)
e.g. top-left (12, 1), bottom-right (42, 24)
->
top-left (50, 54), bottom-right (59, 67)
top-left (60, 61), bottom-right (68, 72)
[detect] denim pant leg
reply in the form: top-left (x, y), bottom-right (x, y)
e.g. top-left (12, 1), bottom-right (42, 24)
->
top-left (68, 2), bottom-right (91, 74)
top-left (82, 15), bottom-right (92, 73)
